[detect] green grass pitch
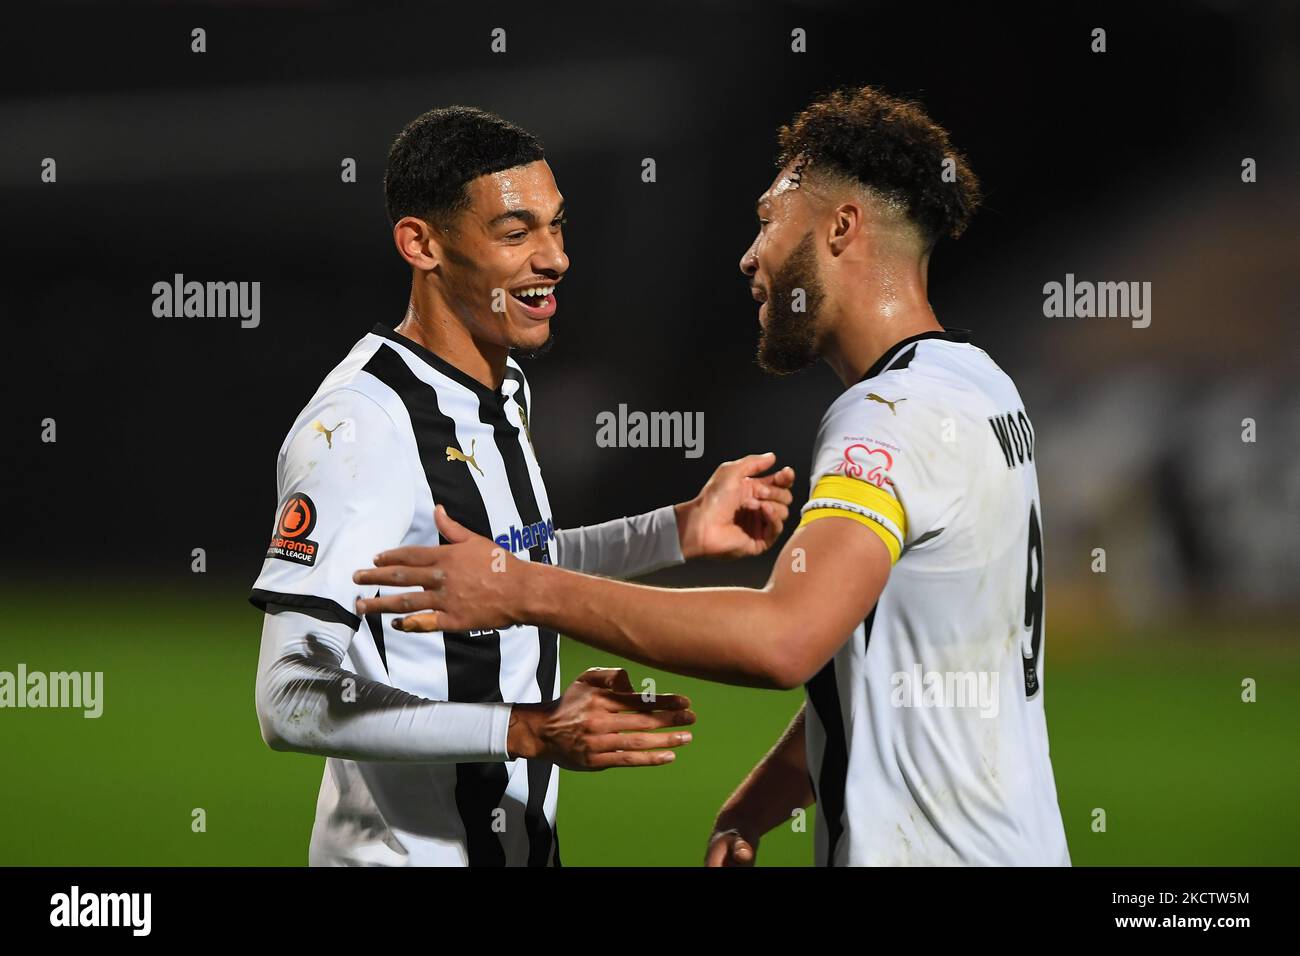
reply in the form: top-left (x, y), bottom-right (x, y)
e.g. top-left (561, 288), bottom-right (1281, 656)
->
top-left (1, 583), bottom-right (1295, 866)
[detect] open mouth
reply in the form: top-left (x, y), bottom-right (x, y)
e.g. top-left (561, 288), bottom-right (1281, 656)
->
top-left (510, 284), bottom-right (557, 319)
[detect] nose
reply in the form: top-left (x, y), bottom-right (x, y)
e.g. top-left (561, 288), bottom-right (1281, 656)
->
top-left (535, 232), bottom-right (569, 278)
top-left (739, 237), bottom-right (758, 277)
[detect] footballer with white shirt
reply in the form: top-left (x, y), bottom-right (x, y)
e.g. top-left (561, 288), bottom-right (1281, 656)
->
top-left (250, 106), bottom-right (796, 867)
top-left (354, 88), bottom-right (1071, 867)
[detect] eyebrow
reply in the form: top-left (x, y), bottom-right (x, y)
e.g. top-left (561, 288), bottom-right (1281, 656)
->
top-left (755, 197), bottom-right (771, 215)
top-left (489, 203), bottom-right (566, 229)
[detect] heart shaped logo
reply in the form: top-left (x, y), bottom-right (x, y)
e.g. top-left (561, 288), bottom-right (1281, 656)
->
top-left (832, 444), bottom-right (894, 488)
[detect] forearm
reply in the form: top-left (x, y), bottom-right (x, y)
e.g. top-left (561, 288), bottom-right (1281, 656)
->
top-left (715, 705), bottom-right (815, 838)
top-left (553, 505), bottom-right (685, 579)
top-left (255, 610), bottom-right (512, 762)
top-left (518, 562), bottom-right (798, 689)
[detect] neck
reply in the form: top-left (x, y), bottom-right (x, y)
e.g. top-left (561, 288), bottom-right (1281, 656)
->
top-left (395, 282), bottom-right (508, 391)
top-left (821, 262), bottom-right (941, 387)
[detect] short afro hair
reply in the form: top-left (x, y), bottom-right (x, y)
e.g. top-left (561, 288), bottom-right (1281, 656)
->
top-left (776, 86), bottom-right (982, 244)
top-left (384, 106), bottom-right (545, 227)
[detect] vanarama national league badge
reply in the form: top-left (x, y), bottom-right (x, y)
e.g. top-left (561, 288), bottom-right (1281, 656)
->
top-left (267, 493), bottom-right (320, 566)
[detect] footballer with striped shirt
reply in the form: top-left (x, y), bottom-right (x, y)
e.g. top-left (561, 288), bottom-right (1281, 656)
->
top-left (355, 88), bottom-right (1071, 867)
top-left (250, 107), bottom-right (795, 867)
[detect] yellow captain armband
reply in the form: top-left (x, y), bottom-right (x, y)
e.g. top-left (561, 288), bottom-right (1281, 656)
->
top-left (798, 474), bottom-right (907, 564)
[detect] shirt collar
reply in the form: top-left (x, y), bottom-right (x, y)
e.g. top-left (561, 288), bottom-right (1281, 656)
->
top-left (858, 328), bottom-right (972, 383)
top-left (372, 323), bottom-right (515, 401)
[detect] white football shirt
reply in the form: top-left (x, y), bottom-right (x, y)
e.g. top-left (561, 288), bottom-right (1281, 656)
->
top-left (798, 329), bottom-right (1070, 866)
top-left (250, 324), bottom-right (684, 867)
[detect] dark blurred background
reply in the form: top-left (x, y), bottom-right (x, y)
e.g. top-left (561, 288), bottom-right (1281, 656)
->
top-left (4, 0), bottom-right (1297, 604)
top-left (1, 1), bottom-right (1297, 865)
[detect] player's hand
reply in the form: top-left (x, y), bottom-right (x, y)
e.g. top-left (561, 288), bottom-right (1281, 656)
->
top-left (353, 505), bottom-right (519, 631)
top-left (675, 452), bottom-right (796, 560)
top-left (704, 825), bottom-right (759, 867)
top-left (508, 667), bottom-right (696, 771)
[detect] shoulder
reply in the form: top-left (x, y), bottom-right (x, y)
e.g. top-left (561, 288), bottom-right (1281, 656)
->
top-left (811, 338), bottom-right (1011, 487)
top-left (278, 332), bottom-right (413, 465)
top-left (824, 339), bottom-right (1011, 434)
top-left (816, 365), bottom-right (939, 453)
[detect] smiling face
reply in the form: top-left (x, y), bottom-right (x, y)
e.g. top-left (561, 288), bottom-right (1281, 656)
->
top-left (739, 160), bottom-right (828, 375)
top-left (437, 159), bottom-right (569, 353)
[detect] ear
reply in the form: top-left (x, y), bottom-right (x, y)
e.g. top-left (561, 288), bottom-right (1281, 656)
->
top-left (393, 215), bottom-right (446, 272)
top-left (827, 200), bottom-right (863, 257)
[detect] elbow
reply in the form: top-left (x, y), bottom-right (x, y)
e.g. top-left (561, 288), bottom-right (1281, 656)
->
top-left (259, 715), bottom-right (292, 752)
top-left (755, 644), bottom-right (814, 692)
top-left (763, 658), bottom-right (809, 692)
top-left (259, 709), bottom-right (326, 756)
top-left (758, 626), bottom-right (834, 691)
top-left (259, 706), bottom-right (316, 754)
top-left (739, 602), bottom-right (820, 691)
top-left (256, 699), bottom-right (292, 752)
top-left (255, 674), bottom-right (301, 753)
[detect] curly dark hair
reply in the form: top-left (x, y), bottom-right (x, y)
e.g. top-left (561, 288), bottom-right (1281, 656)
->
top-left (384, 106), bottom-right (545, 227)
top-left (776, 87), bottom-right (982, 244)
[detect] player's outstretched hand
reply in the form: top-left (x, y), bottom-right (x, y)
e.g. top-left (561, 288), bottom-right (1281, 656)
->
top-left (354, 505), bottom-right (519, 632)
top-left (510, 666), bottom-right (695, 771)
top-left (704, 826), bottom-right (759, 867)
top-left (676, 452), bottom-right (796, 560)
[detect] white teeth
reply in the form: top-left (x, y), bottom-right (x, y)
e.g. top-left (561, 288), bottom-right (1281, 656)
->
top-left (515, 286), bottom-right (554, 298)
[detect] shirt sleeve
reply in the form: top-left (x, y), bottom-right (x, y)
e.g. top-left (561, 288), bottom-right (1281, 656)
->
top-left (255, 609), bottom-right (513, 762)
top-left (799, 387), bottom-right (945, 564)
top-left (249, 387), bottom-right (416, 629)
top-left (553, 506), bottom-right (685, 578)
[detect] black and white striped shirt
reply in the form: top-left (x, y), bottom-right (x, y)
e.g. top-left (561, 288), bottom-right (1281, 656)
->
top-left (250, 323), bottom-right (681, 866)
